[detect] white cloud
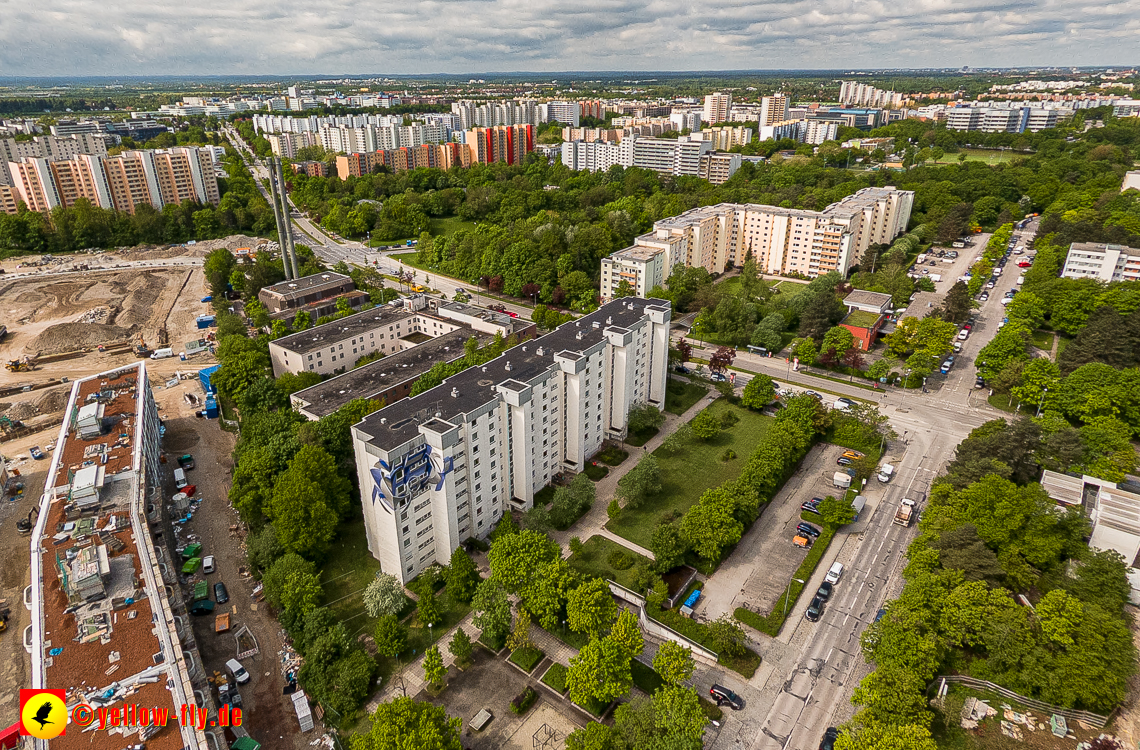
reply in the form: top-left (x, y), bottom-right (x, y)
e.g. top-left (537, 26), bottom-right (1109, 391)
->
top-left (2, 0), bottom-right (1137, 75)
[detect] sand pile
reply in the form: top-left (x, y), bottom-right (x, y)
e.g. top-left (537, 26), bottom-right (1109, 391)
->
top-left (29, 322), bottom-right (135, 355)
top-left (107, 272), bottom-right (166, 328)
top-left (34, 386), bottom-right (69, 415)
top-left (3, 401), bottom-right (38, 421)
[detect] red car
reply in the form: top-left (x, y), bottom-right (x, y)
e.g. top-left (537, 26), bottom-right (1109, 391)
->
top-left (506, 311), bottom-right (519, 318)
top-left (1017, 261), bottom-right (1031, 268)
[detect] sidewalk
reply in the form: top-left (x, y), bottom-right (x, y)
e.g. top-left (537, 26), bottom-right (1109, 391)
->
top-left (549, 387), bottom-right (717, 557)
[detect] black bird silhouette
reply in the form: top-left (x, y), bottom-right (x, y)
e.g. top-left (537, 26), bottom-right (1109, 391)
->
top-left (32, 701), bottom-right (55, 729)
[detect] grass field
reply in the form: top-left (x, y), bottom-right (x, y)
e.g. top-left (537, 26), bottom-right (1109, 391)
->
top-left (567, 535), bottom-right (653, 590)
top-left (607, 401), bottom-right (772, 548)
top-left (1030, 329), bottom-right (1055, 352)
top-left (665, 379), bottom-right (708, 415)
top-left (930, 148), bottom-right (1028, 166)
top-left (320, 518), bottom-right (382, 625)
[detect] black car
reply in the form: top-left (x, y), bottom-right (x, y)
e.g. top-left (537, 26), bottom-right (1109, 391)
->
top-left (214, 583), bottom-right (229, 604)
top-left (816, 581), bottom-right (833, 601)
top-left (797, 522), bottom-right (821, 538)
top-left (804, 390), bottom-right (823, 400)
top-left (820, 727), bottom-right (839, 750)
top-left (836, 397), bottom-right (856, 407)
top-left (710, 684), bottom-right (744, 710)
top-left (801, 501), bottom-right (821, 515)
top-left (975, 376), bottom-right (986, 389)
top-left (805, 596), bottom-right (825, 622)
top-left (836, 456), bottom-right (853, 466)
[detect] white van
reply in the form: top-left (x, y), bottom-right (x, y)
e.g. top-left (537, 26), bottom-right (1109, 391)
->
top-left (173, 467), bottom-right (188, 489)
top-left (825, 562), bottom-right (844, 585)
top-left (225, 658), bottom-right (250, 684)
top-left (877, 463), bottom-right (895, 483)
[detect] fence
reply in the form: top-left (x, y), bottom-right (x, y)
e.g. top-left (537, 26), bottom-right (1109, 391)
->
top-left (638, 608), bottom-right (719, 666)
top-left (936, 675), bottom-right (1110, 728)
top-left (607, 580), bottom-right (646, 608)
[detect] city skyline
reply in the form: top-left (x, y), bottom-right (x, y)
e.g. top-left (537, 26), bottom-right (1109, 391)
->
top-left (5, 0), bottom-right (1139, 77)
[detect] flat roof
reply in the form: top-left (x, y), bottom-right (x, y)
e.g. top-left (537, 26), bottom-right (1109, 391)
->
top-left (32, 362), bottom-right (203, 749)
top-left (273, 306), bottom-right (411, 355)
top-left (843, 290), bottom-right (893, 310)
top-left (260, 271), bottom-right (352, 300)
top-left (356, 298), bottom-right (670, 450)
top-left (293, 328), bottom-right (490, 418)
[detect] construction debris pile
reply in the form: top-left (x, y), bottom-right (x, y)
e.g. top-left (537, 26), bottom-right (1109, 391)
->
top-left (960, 697), bottom-right (997, 730)
top-left (79, 307), bottom-right (111, 325)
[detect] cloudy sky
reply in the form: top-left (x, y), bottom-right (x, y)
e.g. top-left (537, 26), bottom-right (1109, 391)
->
top-left (3, 0), bottom-right (1138, 76)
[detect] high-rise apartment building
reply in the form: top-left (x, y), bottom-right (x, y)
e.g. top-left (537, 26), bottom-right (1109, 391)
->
top-left (703, 93), bottom-right (732, 124)
top-left (598, 187), bottom-right (914, 297)
top-left (561, 136), bottom-right (715, 179)
top-left (28, 362), bottom-right (208, 749)
top-left (351, 298), bottom-right (672, 583)
top-left (463, 125), bottom-right (533, 165)
top-left (542, 102), bottom-right (581, 127)
top-left (3, 147), bottom-right (219, 215)
top-left (0, 133), bottom-right (109, 185)
top-left (692, 126), bottom-right (753, 150)
top-left (1061, 242), bottom-right (1140, 282)
top-left (759, 95), bottom-right (791, 126)
top-left (838, 81), bottom-right (904, 109)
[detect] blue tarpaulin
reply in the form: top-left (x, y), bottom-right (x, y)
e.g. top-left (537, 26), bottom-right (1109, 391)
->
top-left (199, 365), bottom-right (221, 395)
top-left (683, 589), bottom-right (701, 609)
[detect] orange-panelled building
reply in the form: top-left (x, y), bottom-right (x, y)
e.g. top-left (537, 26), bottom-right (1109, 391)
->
top-left (333, 127), bottom-right (530, 180)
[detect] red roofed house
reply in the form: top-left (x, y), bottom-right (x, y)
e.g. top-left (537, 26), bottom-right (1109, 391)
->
top-left (840, 290), bottom-right (893, 351)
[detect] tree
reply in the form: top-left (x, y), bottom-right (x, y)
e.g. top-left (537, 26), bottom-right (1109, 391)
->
top-left (614, 279), bottom-right (635, 298)
top-left (940, 281), bottom-right (972, 324)
top-left (709, 345), bottom-right (736, 374)
top-left (422, 645), bottom-right (447, 688)
top-left (364, 573), bottom-right (407, 619)
top-left (690, 409), bottom-right (722, 441)
top-left (650, 522), bottom-right (688, 572)
top-left (680, 487), bottom-right (743, 562)
top-left (566, 721), bottom-right (617, 750)
top-left (609, 609), bottom-right (644, 659)
top-left (741, 374), bottom-right (776, 409)
top-left (649, 685), bottom-right (707, 746)
top-left (653, 640), bottom-right (696, 685)
top-left (615, 454), bottom-right (662, 509)
top-left (794, 336), bottom-right (818, 365)
top-left (567, 578), bottom-right (619, 638)
top-left (507, 608), bottom-right (534, 653)
top-left (350, 697), bottom-right (463, 750)
top-left (567, 636), bottom-right (633, 706)
top-left (444, 546), bottom-right (480, 604)
top-left (850, 663), bottom-right (933, 727)
top-left (204, 247), bottom-right (237, 296)
top-left (449, 628), bottom-right (474, 668)
top-left (819, 495), bottom-right (857, 527)
top-left (821, 326), bottom-right (856, 361)
top-left (265, 476), bottom-right (339, 558)
top-left (488, 529), bottom-right (561, 593)
top-left (706, 615), bottom-right (747, 657)
top-left (628, 402), bottom-right (666, 434)
top-left (472, 579), bottom-right (512, 646)
top-left (834, 723), bottom-right (936, 750)
top-left (262, 553), bottom-right (322, 614)
top-left (374, 614), bottom-right (406, 658)
top-left (1037, 589), bottom-right (1084, 648)
top-left (976, 324), bottom-right (1031, 381)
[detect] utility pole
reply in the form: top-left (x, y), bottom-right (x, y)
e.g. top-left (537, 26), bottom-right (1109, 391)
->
top-left (267, 158), bottom-right (292, 280)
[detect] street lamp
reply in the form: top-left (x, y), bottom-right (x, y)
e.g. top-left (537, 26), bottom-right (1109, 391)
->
top-left (1036, 387), bottom-right (1048, 418)
top-left (782, 578), bottom-right (806, 619)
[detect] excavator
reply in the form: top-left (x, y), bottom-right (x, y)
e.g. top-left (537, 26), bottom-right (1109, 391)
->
top-left (16, 507), bottom-right (38, 535)
top-left (133, 334), bottom-right (151, 359)
top-left (5, 356), bottom-right (35, 372)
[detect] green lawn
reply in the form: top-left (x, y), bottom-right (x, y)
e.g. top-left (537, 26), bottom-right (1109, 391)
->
top-left (664, 379), bottom-right (708, 416)
top-left (1030, 329), bottom-right (1055, 351)
top-left (431, 216), bottom-right (477, 236)
top-left (772, 279), bottom-right (810, 299)
top-left (1056, 333), bottom-right (1072, 358)
top-left (320, 517), bottom-right (382, 624)
top-left (630, 660), bottom-right (665, 694)
top-left (541, 662), bottom-right (568, 693)
top-left (567, 535), bottom-right (653, 590)
top-left (608, 401), bottom-right (772, 548)
top-left (987, 392), bottom-right (1018, 413)
top-left (930, 148), bottom-right (1028, 166)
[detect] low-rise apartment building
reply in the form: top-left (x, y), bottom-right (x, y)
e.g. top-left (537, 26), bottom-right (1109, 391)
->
top-left (28, 362), bottom-right (208, 750)
top-left (258, 271), bottom-right (357, 315)
top-left (1061, 242), bottom-right (1140, 282)
top-left (351, 298), bottom-right (671, 583)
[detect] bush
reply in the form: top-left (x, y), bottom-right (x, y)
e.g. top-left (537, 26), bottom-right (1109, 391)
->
top-left (608, 549), bottom-right (636, 570)
top-left (509, 645), bottom-right (545, 673)
top-left (510, 686), bottom-right (539, 715)
top-left (721, 448), bottom-right (737, 462)
top-left (541, 662), bottom-right (569, 693)
top-left (596, 445), bottom-right (629, 466)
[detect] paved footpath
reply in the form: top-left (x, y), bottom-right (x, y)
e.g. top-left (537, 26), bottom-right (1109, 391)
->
top-left (549, 382), bottom-right (718, 558)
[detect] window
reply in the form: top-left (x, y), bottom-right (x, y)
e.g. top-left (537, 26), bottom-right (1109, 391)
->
top-left (402, 525), bottom-right (409, 533)
top-left (403, 539), bottom-right (410, 547)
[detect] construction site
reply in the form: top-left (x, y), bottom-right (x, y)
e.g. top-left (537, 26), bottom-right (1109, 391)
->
top-left (0, 236), bottom-right (260, 439)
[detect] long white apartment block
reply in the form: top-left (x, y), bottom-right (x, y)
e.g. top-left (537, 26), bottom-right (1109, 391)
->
top-left (1061, 242), bottom-right (1140, 282)
top-left (351, 298), bottom-right (671, 583)
top-left (28, 362), bottom-right (207, 749)
top-left (599, 187), bottom-right (914, 298)
top-left (561, 136), bottom-right (714, 178)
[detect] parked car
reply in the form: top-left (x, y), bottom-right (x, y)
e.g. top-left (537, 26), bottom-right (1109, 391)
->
top-left (836, 397), bottom-right (856, 408)
top-left (804, 391), bottom-right (823, 400)
top-left (29, 446), bottom-right (44, 460)
top-left (177, 454), bottom-right (195, 470)
top-left (801, 501), bottom-right (822, 515)
top-left (820, 727), bottom-right (840, 750)
top-left (940, 359), bottom-right (953, 375)
top-left (841, 449), bottom-right (864, 459)
top-left (1017, 260), bottom-right (1032, 268)
top-left (957, 329), bottom-right (969, 341)
top-left (816, 581), bottom-right (834, 601)
top-left (979, 292), bottom-right (989, 301)
top-left (214, 583), bottom-right (229, 604)
top-left (710, 684), bottom-right (744, 710)
top-left (825, 562), bottom-right (845, 584)
top-left (797, 523), bottom-right (821, 538)
top-left (975, 376), bottom-right (987, 389)
top-left (202, 555), bottom-right (216, 574)
top-left (985, 280), bottom-right (995, 289)
top-left (836, 456), bottom-right (853, 466)
top-left (805, 596), bottom-right (825, 622)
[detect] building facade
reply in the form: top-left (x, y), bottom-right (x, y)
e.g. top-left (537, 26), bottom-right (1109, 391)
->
top-left (759, 95), bottom-right (792, 126)
top-left (351, 298), bottom-right (671, 583)
top-left (703, 93), bottom-right (732, 124)
top-left (1061, 242), bottom-right (1140, 282)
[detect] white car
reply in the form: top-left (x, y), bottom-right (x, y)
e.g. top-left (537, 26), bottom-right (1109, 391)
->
top-left (202, 556), bottom-right (216, 574)
top-left (957, 329), bottom-right (969, 341)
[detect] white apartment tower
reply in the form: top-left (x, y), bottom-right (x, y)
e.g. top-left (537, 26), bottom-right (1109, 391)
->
top-left (703, 93), bottom-right (732, 124)
top-left (351, 299), bottom-right (671, 583)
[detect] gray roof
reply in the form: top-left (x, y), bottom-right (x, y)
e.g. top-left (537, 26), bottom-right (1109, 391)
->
top-left (273, 306), bottom-right (411, 355)
top-left (355, 298), bottom-right (670, 450)
top-left (261, 271), bottom-right (352, 301)
top-left (291, 328), bottom-right (490, 419)
top-left (843, 290), bottom-right (893, 311)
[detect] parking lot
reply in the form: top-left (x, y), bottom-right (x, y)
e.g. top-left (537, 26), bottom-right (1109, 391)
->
top-left (697, 443), bottom-right (857, 622)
